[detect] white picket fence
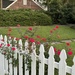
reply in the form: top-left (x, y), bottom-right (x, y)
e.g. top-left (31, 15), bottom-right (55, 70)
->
top-left (0, 35), bottom-right (75, 75)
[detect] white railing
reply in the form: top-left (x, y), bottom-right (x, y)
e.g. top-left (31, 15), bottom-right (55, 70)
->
top-left (0, 35), bottom-right (75, 75)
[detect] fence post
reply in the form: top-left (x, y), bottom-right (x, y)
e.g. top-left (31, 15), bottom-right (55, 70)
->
top-left (72, 56), bottom-right (75, 75)
top-left (39, 44), bottom-right (45, 75)
top-left (24, 40), bottom-right (29, 75)
top-left (0, 53), bottom-right (5, 75)
top-left (31, 42), bottom-right (36, 75)
top-left (48, 46), bottom-right (55, 75)
top-left (59, 49), bottom-right (67, 75)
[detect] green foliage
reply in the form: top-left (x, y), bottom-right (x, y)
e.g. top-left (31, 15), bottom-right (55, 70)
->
top-left (60, 3), bottom-right (75, 24)
top-left (45, 1), bottom-right (75, 25)
top-left (0, 9), bottom-right (52, 26)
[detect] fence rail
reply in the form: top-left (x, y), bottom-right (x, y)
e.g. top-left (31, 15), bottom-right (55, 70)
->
top-left (0, 35), bottom-right (75, 75)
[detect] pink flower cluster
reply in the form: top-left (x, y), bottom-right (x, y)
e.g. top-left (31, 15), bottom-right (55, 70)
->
top-left (54, 48), bottom-right (61, 55)
top-left (50, 25), bottom-right (61, 39)
top-left (66, 42), bottom-right (73, 56)
top-left (7, 44), bottom-right (16, 51)
top-left (50, 25), bottom-right (59, 33)
top-left (54, 42), bottom-right (73, 56)
top-left (6, 24), bottom-right (73, 57)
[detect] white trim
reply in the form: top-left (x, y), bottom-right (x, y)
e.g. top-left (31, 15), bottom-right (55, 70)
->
top-left (2, 0), bottom-right (17, 10)
top-left (23, 0), bottom-right (27, 5)
top-left (32, 0), bottom-right (47, 11)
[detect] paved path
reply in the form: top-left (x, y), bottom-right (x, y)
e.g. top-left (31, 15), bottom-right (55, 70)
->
top-left (51, 39), bottom-right (75, 45)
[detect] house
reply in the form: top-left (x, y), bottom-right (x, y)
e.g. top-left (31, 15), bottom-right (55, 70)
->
top-left (0, 0), bottom-right (47, 10)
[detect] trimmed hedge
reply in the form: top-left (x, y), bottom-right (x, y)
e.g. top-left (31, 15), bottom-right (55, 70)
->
top-left (0, 9), bottom-right (52, 26)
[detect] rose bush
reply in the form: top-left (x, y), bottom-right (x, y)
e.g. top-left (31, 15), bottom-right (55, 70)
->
top-left (0, 25), bottom-right (73, 69)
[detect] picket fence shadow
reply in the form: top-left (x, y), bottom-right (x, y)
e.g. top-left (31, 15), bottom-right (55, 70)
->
top-left (0, 35), bottom-right (75, 75)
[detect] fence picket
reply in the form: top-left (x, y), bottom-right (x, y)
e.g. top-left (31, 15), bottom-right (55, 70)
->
top-left (0, 35), bottom-right (3, 44)
top-left (48, 46), bottom-right (55, 75)
top-left (31, 43), bottom-right (36, 75)
top-left (0, 35), bottom-right (3, 40)
top-left (19, 53), bottom-right (23, 75)
top-left (72, 56), bottom-right (75, 75)
top-left (19, 39), bottom-right (23, 50)
top-left (14, 50), bottom-right (17, 75)
top-left (9, 57), bottom-right (13, 75)
top-left (59, 49), bottom-right (67, 75)
top-left (39, 44), bottom-right (45, 75)
top-left (4, 35), bottom-right (7, 46)
top-left (0, 35), bottom-right (75, 75)
top-left (0, 53), bottom-right (5, 75)
top-left (18, 39), bottom-right (23, 75)
top-left (24, 40), bottom-right (29, 75)
top-left (4, 58), bottom-right (8, 74)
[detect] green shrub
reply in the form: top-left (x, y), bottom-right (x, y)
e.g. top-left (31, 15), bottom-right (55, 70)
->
top-left (45, 1), bottom-right (75, 25)
top-left (0, 9), bottom-right (52, 26)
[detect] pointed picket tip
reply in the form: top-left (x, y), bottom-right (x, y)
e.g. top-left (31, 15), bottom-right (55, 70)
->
top-left (9, 36), bottom-right (11, 39)
top-left (19, 39), bottom-right (22, 46)
top-left (0, 35), bottom-right (3, 40)
top-left (32, 42), bottom-right (35, 47)
top-left (60, 49), bottom-right (67, 60)
top-left (39, 44), bottom-right (45, 53)
top-left (4, 35), bottom-right (7, 41)
top-left (25, 40), bottom-right (29, 47)
top-left (0, 35), bottom-right (1, 40)
top-left (14, 37), bottom-right (16, 41)
top-left (32, 42), bottom-right (35, 46)
top-left (49, 46), bottom-right (55, 56)
top-left (31, 42), bottom-right (36, 50)
top-left (73, 56), bottom-right (75, 64)
top-left (33, 48), bottom-right (36, 55)
top-left (0, 35), bottom-right (3, 44)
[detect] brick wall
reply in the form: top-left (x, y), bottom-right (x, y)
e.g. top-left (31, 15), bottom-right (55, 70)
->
top-left (8, 0), bottom-right (42, 10)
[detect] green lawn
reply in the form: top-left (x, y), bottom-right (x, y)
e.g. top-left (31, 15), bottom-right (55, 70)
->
top-left (0, 25), bottom-right (75, 75)
top-left (0, 25), bottom-right (75, 41)
top-left (53, 42), bottom-right (75, 66)
top-left (0, 26), bottom-right (75, 59)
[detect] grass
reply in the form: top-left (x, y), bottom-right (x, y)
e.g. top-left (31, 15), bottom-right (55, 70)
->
top-left (52, 42), bottom-right (75, 66)
top-left (0, 25), bottom-right (75, 71)
top-left (0, 25), bottom-right (75, 41)
top-left (0, 25), bottom-right (75, 75)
